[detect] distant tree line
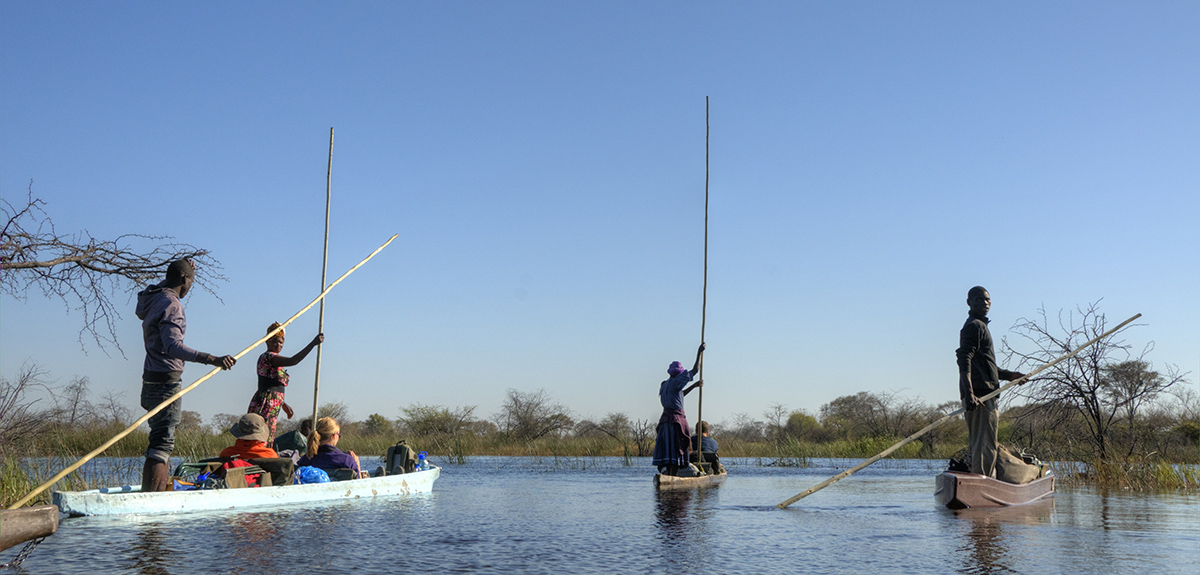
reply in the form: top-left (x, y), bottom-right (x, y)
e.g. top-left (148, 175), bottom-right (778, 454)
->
top-left (2, 304), bottom-right (1195, 466)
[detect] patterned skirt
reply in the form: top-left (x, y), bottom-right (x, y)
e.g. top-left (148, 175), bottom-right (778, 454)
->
top-left (247, 389), bottom-right (285, 443)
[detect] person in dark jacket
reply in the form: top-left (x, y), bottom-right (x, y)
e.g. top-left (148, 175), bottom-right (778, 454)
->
top-left (956, 286), bottom-right (1025, 478)
top-left (135, 258), bottom-right (236, 491)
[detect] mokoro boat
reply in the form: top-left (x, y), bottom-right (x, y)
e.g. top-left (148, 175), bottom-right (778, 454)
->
top-left (0, 505), bottom-right (59, 552)
top-left (934, 470), bottom-right (1054, 510)
top-left (654, 469), bottom-right (727, 489)
top-left (52, 466), bottom-right (440, 517)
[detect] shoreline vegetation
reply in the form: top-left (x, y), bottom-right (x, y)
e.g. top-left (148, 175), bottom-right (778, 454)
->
top-left (3, 369), bottom-right (1195, 508)
top-left (3, 424), bottom-right (1196, 508)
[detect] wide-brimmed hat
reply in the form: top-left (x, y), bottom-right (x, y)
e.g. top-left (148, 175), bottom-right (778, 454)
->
top-left (229, 413), bottom-right (269, 443)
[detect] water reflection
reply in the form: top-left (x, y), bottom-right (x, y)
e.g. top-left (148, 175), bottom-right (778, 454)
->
top-left (130, 523), bottom-right (174, 575)
top-left (654, 488), bottom-right (719, 572)
top-left (955, 500), bottom-right (1054, 575)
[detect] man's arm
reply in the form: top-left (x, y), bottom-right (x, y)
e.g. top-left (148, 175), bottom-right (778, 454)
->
top-left (159, 302), bottom-right (235, 369)
top-left (956, 323), bottom-right (982, 411)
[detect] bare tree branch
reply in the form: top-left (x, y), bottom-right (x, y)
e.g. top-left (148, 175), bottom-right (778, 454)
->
top-left (1, 183), bottom-right (225, 355)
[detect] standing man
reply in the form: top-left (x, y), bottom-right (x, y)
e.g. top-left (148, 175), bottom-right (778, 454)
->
top-left (135, 258), bottom-right (236, 491)
top-left (956, 286), bottom-right (1025, 477)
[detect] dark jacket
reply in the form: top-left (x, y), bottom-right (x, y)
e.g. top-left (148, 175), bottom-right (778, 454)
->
top-left (956, 314), bottom-right (1019, 396)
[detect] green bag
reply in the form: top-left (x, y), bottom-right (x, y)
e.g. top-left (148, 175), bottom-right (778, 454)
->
top-left (385, 440), bottom-right (418, 474)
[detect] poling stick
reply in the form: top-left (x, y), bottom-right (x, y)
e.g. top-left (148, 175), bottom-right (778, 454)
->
top-left (312, 127), bottom-right (333, 428)
top-left (696, 96), bottom-right (710, 459)
top-left (775, 312), bottom-right (1142, 509)
top-left (8, 233), bottom-right (398, 510)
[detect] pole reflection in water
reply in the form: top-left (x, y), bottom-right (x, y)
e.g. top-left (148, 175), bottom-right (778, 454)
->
top-left (224, 512), bottom-right (282, 574)
top-left (131, 523), bottom-right (175, 575)
top-left (654, 487), bottom-right (719, 572)
top-left (955, 499), bottom-right (1054, 575)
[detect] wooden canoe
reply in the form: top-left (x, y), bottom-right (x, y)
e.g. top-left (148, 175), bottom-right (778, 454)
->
top-left (654, 469), bottom-right (727, 489)
top-left (934, 470), bottom-right (1054, 509)
top-left (52, 465), bottom-right (439, 517)
top-left (0, 505), bottom-right (59, 552)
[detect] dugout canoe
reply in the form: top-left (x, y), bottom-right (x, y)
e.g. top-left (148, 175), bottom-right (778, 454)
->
top-left (52, 466), bottom-right (439, 517)
top-left (934, 470), bottom-right (1054, 510)
top-left (654, 468), bottom-right (727, 489)
top-left (0, 505), bottom-right (59, 552)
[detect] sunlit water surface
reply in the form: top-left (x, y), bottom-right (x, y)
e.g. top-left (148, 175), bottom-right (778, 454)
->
top-left (8, 457), bottom-right (1198, 574)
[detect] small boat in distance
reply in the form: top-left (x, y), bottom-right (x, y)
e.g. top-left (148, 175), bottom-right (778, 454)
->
top-left (53, 466), bottom-right (439, 517)
top-left (934, 470), bottom-right (1054, 509)
top-left (654, 463), bottom-right (727, 490)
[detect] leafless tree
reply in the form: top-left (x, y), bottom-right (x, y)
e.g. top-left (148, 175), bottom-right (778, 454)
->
top-left (0, 363), bottom-right (54, 455)
top-left (1004, 302), bottom-right (1190, 461)
top-left (631, 418), bottom-right (655, 456)
top-left (399, 404), bottom-right (476, 437)
top-left (54, 375), bottom-right (98, 426)
top-left (1, 184), bottom-right (225, 353)
top-left (495, 388), bottom-right (573, 441)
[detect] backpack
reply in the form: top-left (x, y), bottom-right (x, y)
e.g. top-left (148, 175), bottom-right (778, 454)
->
top-left (385, 440), bottom-right (418, 474)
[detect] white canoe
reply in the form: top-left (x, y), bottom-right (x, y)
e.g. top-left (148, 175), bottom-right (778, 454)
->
top-left (52, 466), bottom-right (439, 517)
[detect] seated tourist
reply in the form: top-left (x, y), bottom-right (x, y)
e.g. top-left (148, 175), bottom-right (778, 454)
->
top-left (691, 420), bottom-right (721, 473)
top-left (273, 417), bottom-right (313, 462)
top-left (220, 413), bottom-right (280, 460)
top-left (297, 417), bottom-right (366, 479)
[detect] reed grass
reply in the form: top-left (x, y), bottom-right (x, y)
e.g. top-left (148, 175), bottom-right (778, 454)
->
top-left (4, 426), bottom-right (1194, 508)
top-left (1054, 458), bottom-right (1200, 491)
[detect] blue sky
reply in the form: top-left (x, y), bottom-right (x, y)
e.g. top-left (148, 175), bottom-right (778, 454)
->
top-left (2, 2), bottom-right (1196, 428)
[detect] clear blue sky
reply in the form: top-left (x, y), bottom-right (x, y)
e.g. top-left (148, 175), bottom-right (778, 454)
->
top-left (3, 2), bottom-right (1197, 428)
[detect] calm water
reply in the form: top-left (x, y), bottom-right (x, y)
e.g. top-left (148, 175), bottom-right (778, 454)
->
top-left (8, 457), bottom-right (1198, 574)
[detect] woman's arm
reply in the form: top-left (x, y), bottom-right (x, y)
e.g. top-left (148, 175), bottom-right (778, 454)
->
top-left (683, 380), bottom-right (704, 396)
top-left (268, 334), bottom-right (325, 367)
top-left (691, 342), bottom-right (706, 374)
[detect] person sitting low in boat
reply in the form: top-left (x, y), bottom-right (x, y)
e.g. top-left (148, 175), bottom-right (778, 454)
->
top-left (652, 343), bottom-right (705, 476)
top-left (691, 420), bottom-right (722, 474)
top-left (297, 417), bottom-right (367, 479)
top-left (272, 417), bottom-right (313, 463)
top-left (219, 413), bottom-right (279, 460)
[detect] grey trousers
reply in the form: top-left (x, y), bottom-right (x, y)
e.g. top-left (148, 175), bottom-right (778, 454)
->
top-left (141, 381), bottom-right (182, 463)
top-left (965, 397), bottom-right (998, 477)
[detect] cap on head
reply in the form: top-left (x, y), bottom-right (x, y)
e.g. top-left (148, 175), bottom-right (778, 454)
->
top-left (230, 413), bottom-right (269, 443)
top-left (967, 286), bottom-right (989, 300)
top-left (167, 258), bottom-right (195, 282)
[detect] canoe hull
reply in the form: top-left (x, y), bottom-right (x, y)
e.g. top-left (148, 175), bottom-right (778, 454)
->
top-left (934, 470), bottom-right (1054, 509)
top-left (654, 471), bottom-right (727, 489)
top-left (0, 505), bottom-right (59, 552)
top-left (52, 466), bottom-right (439, 517)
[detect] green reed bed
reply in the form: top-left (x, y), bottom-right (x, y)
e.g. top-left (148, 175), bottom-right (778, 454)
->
top-left (1054, 458), bottom-right (1200, 491)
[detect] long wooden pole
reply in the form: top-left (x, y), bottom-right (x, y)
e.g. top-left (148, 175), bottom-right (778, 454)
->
top-left (776, 312), bottom-right (1142, 509)
top-left (312, 127), bottom-right (333, 427)
top-left (695, 97), bottom-right (709, 463)
top-left (8, 234), bottom-right (398, 510)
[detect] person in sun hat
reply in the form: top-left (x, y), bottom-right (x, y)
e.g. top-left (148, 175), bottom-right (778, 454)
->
top-left (219, 413), bottom-right (280, 460)
top-left (651, 343), bottom-right (706, 476)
